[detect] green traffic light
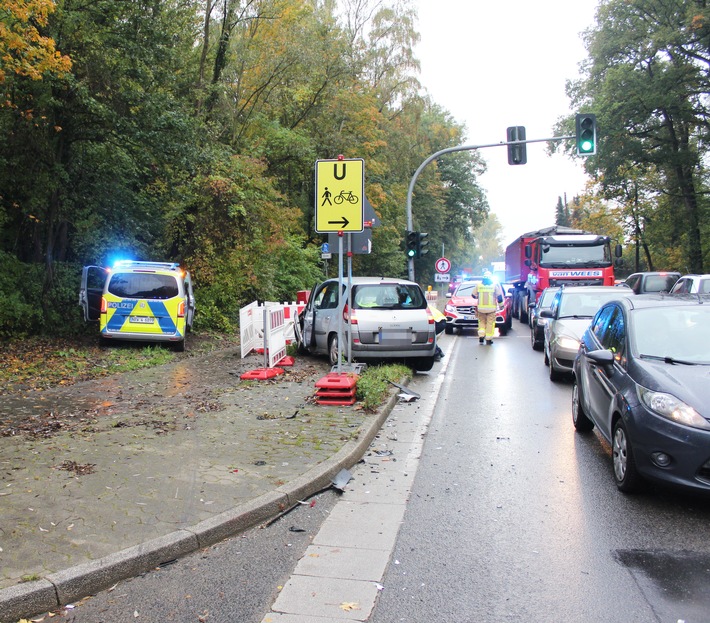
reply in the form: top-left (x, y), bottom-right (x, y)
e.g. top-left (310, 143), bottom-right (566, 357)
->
top-left (406, 248), bottom-right (416, 258)
top-left (575, 113), bottom-right (597, 156)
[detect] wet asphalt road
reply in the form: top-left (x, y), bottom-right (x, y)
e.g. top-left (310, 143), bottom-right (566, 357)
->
top-left (370, 327), bottom-right (710, 623)
top-left (33, 326), bottom-right (710, 623)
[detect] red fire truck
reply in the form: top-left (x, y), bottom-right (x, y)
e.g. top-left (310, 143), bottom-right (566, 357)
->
top-left (505, 225), bottom-right (621, 323)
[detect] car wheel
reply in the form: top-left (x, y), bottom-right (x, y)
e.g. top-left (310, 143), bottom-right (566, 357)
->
top-left (445, 324), bottom-right (453, 335)
top-left (612, 419), bottom-right (643, 493)
top-left (531, 327), bottom-right (542, 351)
top-left (548, 359), bottom-right (562, 381)
top-left (328, 334), bottom-right (339, 366)
top-left (411, 357), bottom-right (435, 372)
top-left (543, 343), bottom-right (549, 366)
top-left (499, 324), bottom-right (507, 336)
top-left (572, 381), bottom-right (594, 432)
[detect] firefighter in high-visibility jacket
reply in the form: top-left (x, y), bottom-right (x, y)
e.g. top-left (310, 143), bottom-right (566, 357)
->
top-left (471, 272), bottom-right (504, 345)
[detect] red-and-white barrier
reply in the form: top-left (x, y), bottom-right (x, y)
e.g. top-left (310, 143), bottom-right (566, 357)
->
top-left (239, 300), bottom-right (305, 362)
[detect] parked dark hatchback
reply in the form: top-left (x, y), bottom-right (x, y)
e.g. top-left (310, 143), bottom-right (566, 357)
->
top-left (623, 271), bottom-right (680, 294)
top-left (572, 294), bottom-right (710, 494)
top-left (528, 286), bottom-right (559, 351)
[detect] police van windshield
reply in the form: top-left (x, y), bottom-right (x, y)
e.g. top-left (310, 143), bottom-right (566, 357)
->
top-left (108, 273), bottom-right (179, 300)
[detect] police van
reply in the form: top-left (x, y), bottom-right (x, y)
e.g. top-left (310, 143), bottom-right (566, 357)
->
top-left (79, 260), bottom-right (195, 351)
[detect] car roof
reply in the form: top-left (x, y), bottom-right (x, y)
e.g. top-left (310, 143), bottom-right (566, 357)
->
top-left (627, 271), bottom-right (680, 277)
top-left (610, 293), bottom-right (710, 310)
top-left (324, 276), bottom-right (420, 287)
top-left (558, 285), bottom-right (625, 293)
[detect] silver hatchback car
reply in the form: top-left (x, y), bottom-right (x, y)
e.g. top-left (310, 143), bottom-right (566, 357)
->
top-left (298, 277), bottom-right (438, 371)
top-left (541, 285), bottom-right (634, 381)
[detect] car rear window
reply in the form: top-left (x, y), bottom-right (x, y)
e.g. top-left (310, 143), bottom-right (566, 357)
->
top-left (643, 274), bottom-right (678, 292)
top-left (352, 283), bottom-right (426, 310)
top-left (108, 273), bottom-right (179, 300)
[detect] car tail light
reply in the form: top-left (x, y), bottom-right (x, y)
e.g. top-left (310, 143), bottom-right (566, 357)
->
top-left (177, 300), bottom-right (185, 318)
top-left (343, 304), bottom-right (358, 324)
top-left (426, 306), bottom-right (435, 324)
top-left (100, 297), bottom-right (107, 314)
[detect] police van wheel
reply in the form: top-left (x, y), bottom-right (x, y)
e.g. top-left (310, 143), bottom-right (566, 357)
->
top-left (172, 339), bottom-right (186, 353)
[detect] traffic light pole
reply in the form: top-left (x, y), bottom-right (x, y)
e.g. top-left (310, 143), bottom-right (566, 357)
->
top-left (405, 134), bottom-right (575, 281)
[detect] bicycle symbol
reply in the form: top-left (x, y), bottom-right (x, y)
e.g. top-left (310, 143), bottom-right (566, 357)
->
top-left (333, 190), bottom-right (359, 205)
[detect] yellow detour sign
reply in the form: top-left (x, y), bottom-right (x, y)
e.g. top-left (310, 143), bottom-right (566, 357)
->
top-left (315, 158), bottom-right (364, 233)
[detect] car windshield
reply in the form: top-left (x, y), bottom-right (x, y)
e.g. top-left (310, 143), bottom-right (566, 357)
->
top-left (352, 283), bottom-right (426, 310)
top-left (454, 282), bottom-right (481, 297)
top-left (632, 306), bottom-right (710, 364)
top-left (539, 288), bottom-right (559, 307)
top-left (558, 290), bottom-right (624, 318)
top-left (108, 273), bottom-right (179, 299)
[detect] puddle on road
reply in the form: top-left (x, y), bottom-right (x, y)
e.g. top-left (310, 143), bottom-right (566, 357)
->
top-left (616, 549), bottom-right (710, 620)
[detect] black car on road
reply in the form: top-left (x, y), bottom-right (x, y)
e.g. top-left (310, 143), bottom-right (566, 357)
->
top-left (572, 294), bottom-right (710, 494)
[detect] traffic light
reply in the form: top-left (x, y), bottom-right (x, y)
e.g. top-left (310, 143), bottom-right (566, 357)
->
top-left (405, 230), bottom-right (418, 258)
top-left (417, 232), bottom-right (429, 257)
top-left (575, 113), bottom-right (597, 155)
top-left (506, 126), bottom-right (527, 165)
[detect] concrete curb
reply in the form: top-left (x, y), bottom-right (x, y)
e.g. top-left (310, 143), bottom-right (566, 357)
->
top-left (0, 388), bottom-right (400, 622)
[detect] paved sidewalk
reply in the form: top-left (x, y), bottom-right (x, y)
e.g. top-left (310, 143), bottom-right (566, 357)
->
top-left (0, 347), bottom-right (399, 622)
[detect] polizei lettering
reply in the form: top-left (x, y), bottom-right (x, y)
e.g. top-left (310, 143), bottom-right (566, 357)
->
top-left (549, 270), bottom-right (604, 277)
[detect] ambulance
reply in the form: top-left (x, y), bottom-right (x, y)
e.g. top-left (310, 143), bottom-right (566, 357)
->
top-left (79, 260), bottom-right (195, 351)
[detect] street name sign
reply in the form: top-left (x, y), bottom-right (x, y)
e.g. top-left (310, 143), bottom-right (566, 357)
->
top-left (315, 158), bottom-right (364, 233)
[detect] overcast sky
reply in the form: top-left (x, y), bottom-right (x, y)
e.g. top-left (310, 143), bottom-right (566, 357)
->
top-left (412, 0), bottom-right (600, 246)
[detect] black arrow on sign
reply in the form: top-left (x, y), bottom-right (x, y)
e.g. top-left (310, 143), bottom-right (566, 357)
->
top-left (328, 216), bottom-right (350, 227)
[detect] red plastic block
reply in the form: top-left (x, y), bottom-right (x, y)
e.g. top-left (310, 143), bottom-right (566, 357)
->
top-left (276, 355), bottom-right (295, 367)
top-left (240, 367), bottom-right (285, 380)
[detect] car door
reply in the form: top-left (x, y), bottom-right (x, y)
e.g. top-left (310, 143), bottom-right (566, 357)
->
top-left (301, 282), bottom-right (323, 351)
top-left (586, 304), bottom-right (626, 441)
top-left (184, 272), bottom-right (196, 329)
top-left (79, 265), bottom-right (107, 322)
top-left (312, 281), bottom-right (342, 352)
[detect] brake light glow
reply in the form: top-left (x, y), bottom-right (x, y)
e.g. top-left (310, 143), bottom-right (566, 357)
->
top-left (101, 297), bottom-right (107, 314)
top-left (177, 300), bottom-right (185, 318)
top-left (343, 304), bottom-right (357, 324)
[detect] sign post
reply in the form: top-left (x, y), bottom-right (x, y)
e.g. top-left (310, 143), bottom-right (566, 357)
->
top-left (314, 156), bottom-right (365, 372)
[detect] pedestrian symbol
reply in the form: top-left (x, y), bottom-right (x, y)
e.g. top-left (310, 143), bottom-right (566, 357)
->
top-left (321, 187), bottom-right (332, 206)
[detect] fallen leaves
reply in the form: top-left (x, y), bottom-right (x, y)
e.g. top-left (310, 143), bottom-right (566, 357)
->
top-left (340, 602), bottom-right (361, 612)
top-left (56, 460), bottom-right (96, 476)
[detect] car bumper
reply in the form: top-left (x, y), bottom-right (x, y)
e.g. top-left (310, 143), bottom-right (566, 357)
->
top-left (626, 408), bottom-right (710, 492)
top-left (550, 344), bottom-right (579, 373)
top-left (445, 312), bottom-right (506, 328)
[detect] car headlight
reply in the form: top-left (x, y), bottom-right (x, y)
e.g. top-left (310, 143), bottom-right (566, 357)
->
top-left (637, 386), bottom-right (710, 430)
top-left (445, 304), bottom-right (455, 313)
top-left (556, 336), bottom-right (580, 351)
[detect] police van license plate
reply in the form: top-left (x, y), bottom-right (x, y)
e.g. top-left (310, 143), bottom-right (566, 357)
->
top-left (129, 316), bottom-right (154, 324)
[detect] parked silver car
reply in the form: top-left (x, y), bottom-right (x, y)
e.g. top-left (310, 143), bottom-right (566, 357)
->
top-left (541, 286), bottom-right (634, 381)
top-left (298, 277), bottom-right (437, 371)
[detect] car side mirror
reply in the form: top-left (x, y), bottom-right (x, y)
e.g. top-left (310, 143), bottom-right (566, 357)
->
top-left (587, 349), bottom-right (615, 374)
top-left (540, 309), bottom-right (553, 318)
top-left (446, 292), bottom-right (452, 298)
